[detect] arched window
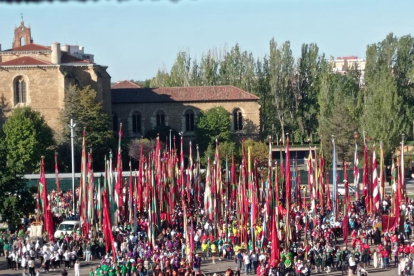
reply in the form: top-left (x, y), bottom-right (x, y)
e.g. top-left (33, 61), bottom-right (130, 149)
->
top-left (20, 36), bottom-right (25, 46)
top-left (156, 110), bottom-right (165, 127)
top-left (233, 108), bottom-right (243, 131)
top-left (15, 77), bottom-right (27, 105)
top-left (185, 110), bottom-right (195, 132)
top-left (132, 111), bottom-right (141, 133)
top-left (112, 112), bottom-right (118, 132)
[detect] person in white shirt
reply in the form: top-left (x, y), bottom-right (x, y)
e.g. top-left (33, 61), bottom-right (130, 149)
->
top-left (243, 252), bottom-right (251, 275)
top-left (43, 251), bottom-right (50, 272)
top-left (74, 260), bottom-right (80, 276)
top-left (28, 258), bottom-right (35, 276)
top-left (21, 256), bottom-right (27, 274)
top-left (64, 250), bottom-right (70, 269)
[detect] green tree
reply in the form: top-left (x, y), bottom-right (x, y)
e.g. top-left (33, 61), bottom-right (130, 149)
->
top-left (0, 134), bottom-right (36, 227)
top-left (363, 33), bottom-right (414, 155)
top-left (241, 139), bottom-right (269, 168)
top-left (59, 85), bottom-right (114, 170)
top-left (200, 50), bottom-right (219, 85)
top-left (169, 51), bottom-right (192, 87)
top-left (296, 43), bottom-right (321, 142)
top-left (3, 107), bottom-right (54, 173)
top-left (195, 106), bottom-right (233, 152)
top-left (150, 69), bottom-right (170, 87)
top-left (269, 39), bottom-right (295, 145)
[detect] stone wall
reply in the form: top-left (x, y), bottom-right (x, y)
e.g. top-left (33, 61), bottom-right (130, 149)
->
top-left (112, 100), bottom-right (261, 140)
top-left (0, 51), bottom-right (53, 63)
top-left (0, 66), bottom-right (65, 133)
top-left (0, 64), bottom-right (112, 136)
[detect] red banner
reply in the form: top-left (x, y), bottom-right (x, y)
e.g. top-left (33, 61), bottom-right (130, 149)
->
top-left (382, 215), bottom-right (398, 232)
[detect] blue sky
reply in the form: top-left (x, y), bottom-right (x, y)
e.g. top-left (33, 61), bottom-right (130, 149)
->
top-left (0, 0), bottom-right (413, 82)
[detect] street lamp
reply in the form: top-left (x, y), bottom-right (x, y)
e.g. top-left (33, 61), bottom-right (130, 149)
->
top-left (169, 129), bottom-right (172, 151)
top-left (69, 119), bottom-right (76, 217)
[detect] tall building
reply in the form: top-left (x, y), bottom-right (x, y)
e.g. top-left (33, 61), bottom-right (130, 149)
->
top-left (0, 20), bottom-right (111, 132)
top-left (330, 56), bottom-right (366, 85)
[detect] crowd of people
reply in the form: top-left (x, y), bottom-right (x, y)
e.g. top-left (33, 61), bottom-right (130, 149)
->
top-left (2, 186), bottom-right (414, 276)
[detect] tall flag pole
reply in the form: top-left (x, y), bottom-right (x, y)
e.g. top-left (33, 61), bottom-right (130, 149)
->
top-left (129, 160), bottom-right (133, 222)
top-left (115, 123), bottom-right (123, 221)
top-left (285, 134), bottom-right (291, 247)
top-left (380, 141), bottom-right (385, 201)
top-left (372, 145), bottom-right (380, 212)
top-left (332, 136), bottom-right (337, 220)
top-left (401, 134), bottom-right (406, 201)
top-left (55, 153), bottom-right (61, 192)
top-left (318, 139), bottom-right (325, 214)
top-left (353, 133), bottom-right (360, 201)
top-left (79, 128), bottom-right (87, 228)
top-left (343, 164), bottom-right (349, 248)
top-left (363, 132), bottom-right (369, 212)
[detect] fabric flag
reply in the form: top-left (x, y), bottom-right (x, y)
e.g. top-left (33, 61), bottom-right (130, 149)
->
top-left (307, 149), bottom-right (315, 212)
top-left (102, 190), bottom-right (116, 260)
top-left (285, 137), bottom-right (291, 246)
top-left (363, 137), bottom-right (369, 210)
top-left (380, 141), bottom-right (385, 200)
top-left (353, 135), bottom-right (360, 200)
top-left (382, 215), bottom-right (398, 232)
top-left (332, 137), bottom-right (337, 219)
top-left (343, 162), bottom-right (349, 247)
top-left (270, 208), bottom-right (280, 267)
top-left (372, 146), bottom-right (380, 211)
top-left (115, 123), bottom-right (123, 219)
top-left (391, 156), bottom-right (397, 193)
top-left (40, 157), bottom-right (54, 242)
top-left (79, 128), bottom-right (87, 226)
top-left (401, 137), bottom-right (406, 200)
top-left (204, 157), bottom-right (213, 220)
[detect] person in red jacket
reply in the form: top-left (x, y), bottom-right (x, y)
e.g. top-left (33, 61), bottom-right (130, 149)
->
top-left (381, 248), bottom-right (390, 268)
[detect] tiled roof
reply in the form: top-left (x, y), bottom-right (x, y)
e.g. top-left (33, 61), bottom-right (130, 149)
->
top-left (4, 43), bottom-right (51, 52)
top-left (111, 85), bottom-right (259, 103)
top-left (0, 56), bottom-right (52, 66)
top-left (61, 53), bottom-right (91, 64)
top-left (112, 80), bottom-right (143, 89)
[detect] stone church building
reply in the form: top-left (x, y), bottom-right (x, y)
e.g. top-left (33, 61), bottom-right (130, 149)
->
top-left (111, 81), bottom-right (261, 141)
top-left (0, 20), bottom-right (111, 132)
top-left (0, 21), bottom-right (261, 141)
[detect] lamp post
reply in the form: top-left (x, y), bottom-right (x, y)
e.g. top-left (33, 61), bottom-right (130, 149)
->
top-left (169, 129), bottom-right (172, 151)
top-left (69, 119), bottom-right (76, 217)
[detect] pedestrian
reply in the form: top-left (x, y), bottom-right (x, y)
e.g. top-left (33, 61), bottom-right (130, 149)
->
top-left (74, 260), bottom-right (80, 276)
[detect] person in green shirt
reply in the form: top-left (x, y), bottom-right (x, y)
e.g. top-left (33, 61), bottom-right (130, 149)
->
top-left (315, 253), bottom-right (322, 273)
top-left (335, 249), bottom-right (342, 270)
top-left (3, 242), bottom-right (10, 257)
top-left (121, 263), bottom-right (128, 276)
top-left (89, 268), bottom-right (95, 276)
top-left (131, 263), bottom-right (137, 275)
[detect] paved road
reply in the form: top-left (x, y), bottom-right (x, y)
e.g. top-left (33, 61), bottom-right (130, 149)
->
top-left (0, 255), bottom-right (402, 276)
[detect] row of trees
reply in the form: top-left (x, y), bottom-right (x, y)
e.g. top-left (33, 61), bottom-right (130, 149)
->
top-left (149, 33), bottom-right (414, 161)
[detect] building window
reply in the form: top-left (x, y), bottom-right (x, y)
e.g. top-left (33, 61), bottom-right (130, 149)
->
top-left (185, 110), bottom-right (195, 132)
top-left (132, 111), bottom-right (141, 133)
top-left (112, 112), bottom-right (118, 132)
top-left (233, 108), bottom-right (243, 131)
top-left (156, 110), bottom-right (165, 127)
top-left (15, 77), bottom-right (27, 104)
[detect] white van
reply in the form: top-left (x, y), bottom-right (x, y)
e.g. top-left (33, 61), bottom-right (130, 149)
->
top-left (54, 220), bottom-right (81, 239)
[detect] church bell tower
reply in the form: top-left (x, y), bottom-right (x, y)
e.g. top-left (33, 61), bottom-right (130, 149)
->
top-left (12, 15), bottom-right (33, 49)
